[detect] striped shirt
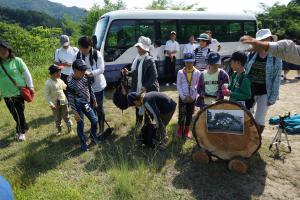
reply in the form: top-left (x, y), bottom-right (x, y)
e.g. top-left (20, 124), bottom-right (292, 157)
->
top-left (67, 75), bottom-right (95, 113)
top-left (195, 47), bottom-right (210, 71)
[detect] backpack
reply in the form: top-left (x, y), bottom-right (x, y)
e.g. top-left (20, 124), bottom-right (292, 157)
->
top-left (113, 72), bottom-right (129, 110)
top-left (76, 48), bottom-right (98, 69)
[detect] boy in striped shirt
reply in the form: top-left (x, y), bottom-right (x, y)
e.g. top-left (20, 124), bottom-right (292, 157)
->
top-left (68, 59), bottom-right (99, 151)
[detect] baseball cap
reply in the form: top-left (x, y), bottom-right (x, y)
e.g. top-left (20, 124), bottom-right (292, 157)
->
top-left (48, 64), bottom-right (63, 74)
top-left (127, 92), bottom-right (140, 106)
top-left (207, 52), bottom-right (221, 65)
top-left (197, 33), bottom-right (210, 41)
top-left (184, 53), bottom-right (195, 63)
top-left (60, 35), bottom-right (70, 47)
top-left (72, 59), bottom-right (88, 71)
top-left (170, 31), bottom-right (176, 35)
top-left (256, 29), bottom-right (277, 41)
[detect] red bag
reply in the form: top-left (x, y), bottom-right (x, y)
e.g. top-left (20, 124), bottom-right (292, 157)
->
top-left (20, 87), bottom-right (34, 102)
top-left (0, 63), bottom-right (34, 102)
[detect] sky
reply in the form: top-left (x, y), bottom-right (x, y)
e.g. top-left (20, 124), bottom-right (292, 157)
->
top-left (49, 0), bottom-right (291, 13)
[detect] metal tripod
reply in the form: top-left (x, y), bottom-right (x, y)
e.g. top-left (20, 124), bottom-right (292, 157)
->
top-left (269, 115), bottom-right (292, 153)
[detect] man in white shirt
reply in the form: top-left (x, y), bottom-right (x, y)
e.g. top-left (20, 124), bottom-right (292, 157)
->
top-left (165, 31), bottom-right (180, 86)
top-left (54, 35), bottom-right (79, 86)
top-left (183, 35), bottom-right (197, 54)
top-left (206, 30), bottom-right (221, 52)
top-left (150, 40), bottom-right (162, 78)
top-left (76, 36), bottom-right (107, 134)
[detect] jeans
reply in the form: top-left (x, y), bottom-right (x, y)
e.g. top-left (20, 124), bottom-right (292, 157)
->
top-left (4, 96), bottom-right (28, 134)
top-left (94, 91), bottom-right (105, 133)
top-left (251, 94), bottom-right (269, 126)
top-left (75, 101), bottom-right (98, 147)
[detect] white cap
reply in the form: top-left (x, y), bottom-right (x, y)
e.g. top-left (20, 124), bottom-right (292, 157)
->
top-left (134, 36), bottom-right (151, 52)
top-left (256, 29), bottom-right (278, 41)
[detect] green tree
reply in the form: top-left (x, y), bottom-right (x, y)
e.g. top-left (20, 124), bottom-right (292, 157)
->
top-left (81, 0), bottom-right (126, 36)
top-left (257, 2), bottom-right (300, 39)
top-left (146, 0), bottom-right (205, 11)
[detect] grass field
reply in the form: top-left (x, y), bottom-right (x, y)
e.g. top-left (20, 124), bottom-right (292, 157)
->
top-left (0, 68), bottom-right (300, 200)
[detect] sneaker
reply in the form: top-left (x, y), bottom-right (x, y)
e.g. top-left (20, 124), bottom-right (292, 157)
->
top-left (18, 133), bottom-right (26, 141)
top-left (56, 131), bottom-right (62, 136)
top-left (15, 133), bottom-right (20, 140)
top-left (172, 82), bottom-right (176, 86)
top-left (165, 83), bottom-right (170, 86)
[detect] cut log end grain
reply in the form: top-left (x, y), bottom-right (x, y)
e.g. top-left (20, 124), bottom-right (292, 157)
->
top-left (228, 158), bottom-right (248, 174)
top-left (192, 150), bottom-right (211, 164)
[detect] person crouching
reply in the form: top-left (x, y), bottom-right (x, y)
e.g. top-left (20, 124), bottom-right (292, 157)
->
top-left (127, 91), bottom-right (177, 143)
top-left (68, 59), bottom-right (99, 151)
top-left (176, 53), bottom-right (201, 139)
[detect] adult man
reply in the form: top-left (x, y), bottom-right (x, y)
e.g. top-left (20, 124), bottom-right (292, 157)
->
top-left (206, 30), bottom-right (221, 52)
top-left (241, 36), bottom-right (300, 65)
top-left (165, 31), bottom-right (180, 86)
top-left (54, 35), bottom-right (79, 87)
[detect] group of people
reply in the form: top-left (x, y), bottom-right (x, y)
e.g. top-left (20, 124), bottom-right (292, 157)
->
top-left (0, 26), bottom-right (293, 151)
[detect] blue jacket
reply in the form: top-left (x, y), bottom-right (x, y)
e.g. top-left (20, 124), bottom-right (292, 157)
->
top-left (244, 53), bottom-right (282, 105)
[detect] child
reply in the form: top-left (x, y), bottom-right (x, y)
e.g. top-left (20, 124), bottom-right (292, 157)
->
top-left (45, 64), bottom-right (72, 135)
top-left (197, 52), bottom-right (229, 109)
top-left (222, 51), bottom-right (252, 108)
top-left (68, 59), bottom-right (99, 151)
top-left (194, 33), bottom-right (211, 71)
top-left (176, 53), bottom-right (201, 139)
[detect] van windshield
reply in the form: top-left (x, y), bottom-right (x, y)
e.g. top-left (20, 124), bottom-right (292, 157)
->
top-left (94, 16), bottom-right (109, 50)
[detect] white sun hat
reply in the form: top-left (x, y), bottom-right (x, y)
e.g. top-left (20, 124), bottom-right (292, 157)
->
top-left (256, 29), bottom-right (278, 41)
top-left (134, 36), bottom-right (151, 52)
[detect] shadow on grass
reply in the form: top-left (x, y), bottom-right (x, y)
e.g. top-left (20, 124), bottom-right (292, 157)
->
top-left (172, 152), bottom-right (267, 200)
top-left (16, 134), bottom-right (82, 186)
top-left (85, 123), bottom-right (186, 173)
top-left (0, 130), bottom-right (16, 149)
top-left (27, 115), bottom-right (53, 129)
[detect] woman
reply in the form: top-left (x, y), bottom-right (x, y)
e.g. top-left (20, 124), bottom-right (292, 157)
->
top-left (122, 36), bottom-right (159, 126)
top-left (245, 29), bottom-right (282, 134)
top-left (127, 91), bottom-right (176, 142)
top-left (0, 40), bottom-right (34, 141)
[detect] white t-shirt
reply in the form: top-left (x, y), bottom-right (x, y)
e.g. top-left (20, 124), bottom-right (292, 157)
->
top-left (54, 46), bottom-right (79, 75)
top-left (149, 45), bottom-right (162, 61)
top-left (208, 38), bottom-right (221, 52)
top-left (165, 40), bottom-right (180, 57)
top-left (183, 43), bottom-right (196, 54)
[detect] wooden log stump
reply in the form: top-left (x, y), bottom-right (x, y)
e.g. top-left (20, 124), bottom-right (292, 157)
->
top-left (192, 149), bottom-right (211, 164)
top-left (193, 100), bottom-right (261, 161)
top-left (228, 157), bottom-right (248, 174)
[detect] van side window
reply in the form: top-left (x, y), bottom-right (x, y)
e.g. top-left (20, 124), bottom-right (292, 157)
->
top-left (104, 20), bottom-right (155, 62)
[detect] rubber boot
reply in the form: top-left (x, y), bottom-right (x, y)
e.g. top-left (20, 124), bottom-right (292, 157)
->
top-left (185, 126), bottom-right (192, 139)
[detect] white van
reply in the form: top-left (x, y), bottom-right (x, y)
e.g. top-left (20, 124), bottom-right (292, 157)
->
top-left (93, 10), bottom-right (257, 83)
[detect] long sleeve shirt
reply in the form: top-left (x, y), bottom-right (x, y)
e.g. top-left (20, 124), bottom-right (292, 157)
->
top-left (177, 68), bottom-right (201, 101)
top-left (268, 40), bottom-right (300, 65)
top-left (45, 78), bottom-right (67, 107)
top-left (228, 72), bottom-right (252, 102)
top-left (67, 75), bottom-right (95, 113)
top-left (0, 57), bottom-right (33, 98)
